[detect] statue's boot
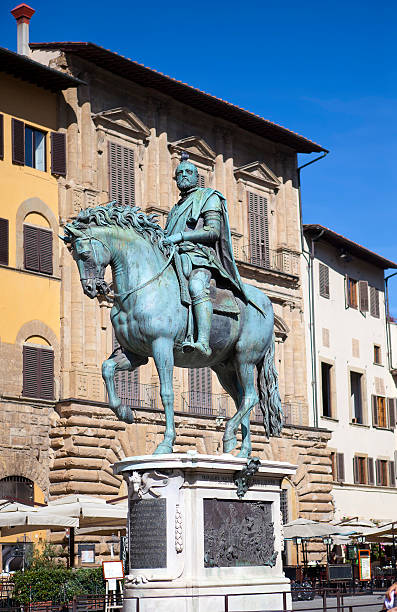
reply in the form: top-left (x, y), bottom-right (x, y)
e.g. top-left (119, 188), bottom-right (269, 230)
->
top-left (192, 299), bottom-right (212, 357)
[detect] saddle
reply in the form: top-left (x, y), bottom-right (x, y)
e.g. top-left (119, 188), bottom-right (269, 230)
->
top-left (173, 250), bottom-right (240, 316)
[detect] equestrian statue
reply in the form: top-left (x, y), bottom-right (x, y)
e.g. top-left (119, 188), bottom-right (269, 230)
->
top-left (62, 152), bottom-right (283, 457)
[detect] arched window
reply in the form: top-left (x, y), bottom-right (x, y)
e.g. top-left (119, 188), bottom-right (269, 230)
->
top-left (23, 212), bottom-right (53, 275)
top-left (23, 336), bottom-right (54, 400)
top-left (0, 476), bottom-right (34, 504)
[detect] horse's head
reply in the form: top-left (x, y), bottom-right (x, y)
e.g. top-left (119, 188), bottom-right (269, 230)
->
top-left (62, 225), bottom-right (111, 299)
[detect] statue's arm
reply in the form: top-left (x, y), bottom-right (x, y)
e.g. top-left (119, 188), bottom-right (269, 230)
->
top-left (167, 194), bottom-right (222, 245)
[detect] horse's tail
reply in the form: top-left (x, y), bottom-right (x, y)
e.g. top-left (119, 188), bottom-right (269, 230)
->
top-left (257, 334), bottom-right (283, 437)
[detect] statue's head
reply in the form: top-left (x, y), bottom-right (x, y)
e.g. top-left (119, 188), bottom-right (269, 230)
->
top-left (175, 151), bottom-right (199, 193)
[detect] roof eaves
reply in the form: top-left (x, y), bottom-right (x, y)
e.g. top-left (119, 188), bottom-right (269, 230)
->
top-left (30, 41), bottom-right (328, 154)
top-left (303, 224), bottom-right (397, 270)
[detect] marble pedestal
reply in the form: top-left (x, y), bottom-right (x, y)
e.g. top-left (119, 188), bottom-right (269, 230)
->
top-left (113, 453), bottom-right (296, 612)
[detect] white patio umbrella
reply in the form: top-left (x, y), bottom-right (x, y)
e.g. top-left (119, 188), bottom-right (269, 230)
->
top-left (45, 494), bottom-right (128, 528)
top-left (0, 500), bottom-right (78, 536)
top-left (362, 522), bottom-right (397, 543)
top-left (284, 518), bottom-right (355, 540)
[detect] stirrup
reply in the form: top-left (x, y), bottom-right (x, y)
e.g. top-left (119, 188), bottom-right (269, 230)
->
top-left (182, 341), bottom-right (195, 353)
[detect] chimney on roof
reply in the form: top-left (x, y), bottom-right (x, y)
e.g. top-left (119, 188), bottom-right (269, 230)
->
top-left (11, 3), bottom-right (35, 56)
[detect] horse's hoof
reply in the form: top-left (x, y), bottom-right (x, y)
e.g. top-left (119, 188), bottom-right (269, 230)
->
top-left (112, 404), bottom-right (134, 424)
top-left (153, 441), bottom-right (173, 455)
top-left (223, 436), bottom-right (237, 453)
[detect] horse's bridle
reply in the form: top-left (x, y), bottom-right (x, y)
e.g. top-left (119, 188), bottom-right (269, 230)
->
top-left (72, 229), bottom-right (175, 303)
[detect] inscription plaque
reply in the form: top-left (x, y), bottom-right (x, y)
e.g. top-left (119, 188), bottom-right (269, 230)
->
top-left (203, 499), bottom-right (277, 568)
top-left (129, 498), bottom-right (167, 569)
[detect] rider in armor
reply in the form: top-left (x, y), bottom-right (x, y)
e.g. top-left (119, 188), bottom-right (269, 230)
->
top-left (165, 152), bottom-right (252, 357)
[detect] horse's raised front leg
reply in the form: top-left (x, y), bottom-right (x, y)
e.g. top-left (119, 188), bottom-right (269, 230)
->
top-left (152, 337), bottom-right (176, 454)
top-left (223, 362), bottom-right (258, 454)
top-left (102, 348), bottom-right (148, 424)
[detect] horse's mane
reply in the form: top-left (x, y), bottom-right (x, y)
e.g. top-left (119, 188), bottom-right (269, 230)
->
top-left (67, 201), bottom-right (172, 256)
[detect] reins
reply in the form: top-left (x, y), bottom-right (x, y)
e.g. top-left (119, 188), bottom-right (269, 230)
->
top-left (75, 230), bottom-right (175, 303)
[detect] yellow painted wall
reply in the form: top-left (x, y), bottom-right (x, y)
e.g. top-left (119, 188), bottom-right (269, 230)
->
top-left (0, 72), bottom-right (60, 344)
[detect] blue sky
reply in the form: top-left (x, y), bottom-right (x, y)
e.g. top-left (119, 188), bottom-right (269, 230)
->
top-left (2, 0), bottom-right (396, 312)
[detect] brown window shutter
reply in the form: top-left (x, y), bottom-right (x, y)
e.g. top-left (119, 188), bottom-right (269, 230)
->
top-left (23, 345), bottom-right (39, 397)
top-left (387, 398), bottom-right (396, 430)
top-left (51, 132), bottom-right (66, 176)
top-left (248, 191), bottom-right (270, 268)
top-left (108, 142), bottom-right (135, 206)
top-left (112, 329), bottom-right (139, 405)
top-left (198, 173), bottom-right (206, 188)
top-left (319, 263), bottom-right (330, 298)
top-left (358, 280), bottom-right (369, 312)
top-left (0, 218), bottom-right (9, 265)
top-left (189, 368), bottom-right (212, 413)
top-left (24, 225), bottom-right (40, 271)
top-left (353, 456), bottom-right (359, 484)
top-left (372, 395), bottom-right (378, 426)
top-left (375, 459), bottom-right (381, 485)
top-left (39, 228), bottom-right (53, 275)
top-left (389, 461), bottom-right (396, 487)
top-left (367, 458), bottom-right (375, 485)
top-left (336, 452), bottom-right (345, 482)
top-left (0, 114), bottom-right (3, 160)
top-left (370, 286), bottom-right (380, 318)
top-left (39, 348), bottom-right (54, 400)
top-left (12, 118), bottom-right (25, 165)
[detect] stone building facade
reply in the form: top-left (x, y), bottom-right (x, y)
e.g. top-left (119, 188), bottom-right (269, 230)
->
top-left (28, 42), bottom-right (333, 562)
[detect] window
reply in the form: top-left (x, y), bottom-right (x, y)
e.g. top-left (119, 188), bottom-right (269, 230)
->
top-left (188, 367), bottom-right (212, 414)
top-left (350, 372), bottom-right (363, 424)
top-left (387, 399), bottom-right (396, 430)
top-left (25, 126), bottom-right (46, 171)
top-left (347, 277), bottom-right (358, 308)
top-left (248, 191), bottom-right (270, 268)
top-left (374, 345), bottom-right (382, 365)
top-left (319, 263), bottom-right (330, 298)
top-left (51, 132), bottom-right (66, 176)
top-left (330, 452), bottom-right (345, 482)
top-left (321, 362), bottom-right (333, 418)
top-left (370, 286), bottom-right (380, 318)
top-left (198, 173), bottom-right (206, 188)
top-left (23, 344), bottom-right (54, 399)
top-left (0, 218), bottom-right (9, 265)
top-left (108, 142), bottom-right (135, 206)
top-left (358, 280), bottom-right (369, 312)
top-left (23, 224), bottom-right (53, 274)
top-left (353, 456), bottom-right (367, 484)
top-left (0, 476), bottom-right (34, 504)
top-left (367, 457), bottom-right (375, 485)
top-left (372, 395), bottom-right (387, 428)
top-left (280, 489), bottom-right (289, 524)
top-left (376, 459), bottom-right (388, 486)
top-left (112, 329), bottom-right (140, 406)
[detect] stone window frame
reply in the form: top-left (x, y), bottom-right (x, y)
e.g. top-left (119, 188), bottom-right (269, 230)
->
top-left (319, 356), bottom-right (337, 420)
top-left (15, 320), bottom-right (60, 401)
top-left (347, 366), bottom-right (368, 426)
top-left (15, 197), bottom-right (59, 277)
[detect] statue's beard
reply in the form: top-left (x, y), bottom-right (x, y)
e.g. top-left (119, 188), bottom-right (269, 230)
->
top-left (177, 178), bottom-right (198, 193)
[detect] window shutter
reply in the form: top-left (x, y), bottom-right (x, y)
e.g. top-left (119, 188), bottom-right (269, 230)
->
top-left (387, 398), bottom-right (396, 430)
top-left (389, 461), bottom-right (396, 488)
top-left (39, 348), bottom-right (54, 400)
top-left (0, 218), bottom-right (9, 265)
top-left (112, 329), bottom-right (139, 405)
top-left (51, 132), bottom-right (66, 176)
top-left (367, 458), bottom-right (375, 485)
top-left (12, 118), bottom-right (25, 165)
top-left (375, 459), bottom-right (381, 486)
top-left (370, 286), bottom-right (380, 318)
top-left (39, 228), bottom-right (53, 275)
top-left (0, 114), bottom-right (3, 160)
top-left (248, 191), bottom-right (269, 268)
top-left (336, 453), bottom-right (345, 482)
top-left (372, 395), bottom-right (378, 426)
top-left (358, 280), bottom-right (369, 312)
top-left (189, 368), bottom-right (212, 413)
top-left (353, 456), bottom-right (359, 484)
top-left (24, 225), bottom-right (40, 271)
top-left (319, 263), bottom-right (330, 298)
top-left (198, 173), bottom-right (206, 188)
top-left (108, 142), bottom-right (135, 206)
top-left (23, 345), bottom-right (39, 397)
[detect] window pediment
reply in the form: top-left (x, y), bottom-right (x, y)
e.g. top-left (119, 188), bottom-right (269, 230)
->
top-left (234, 161), bottom-right (280, 191)
top-left (92, 107), bottom-right (150, 142)
top-left (169, 136), bottom-right (216, 168)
